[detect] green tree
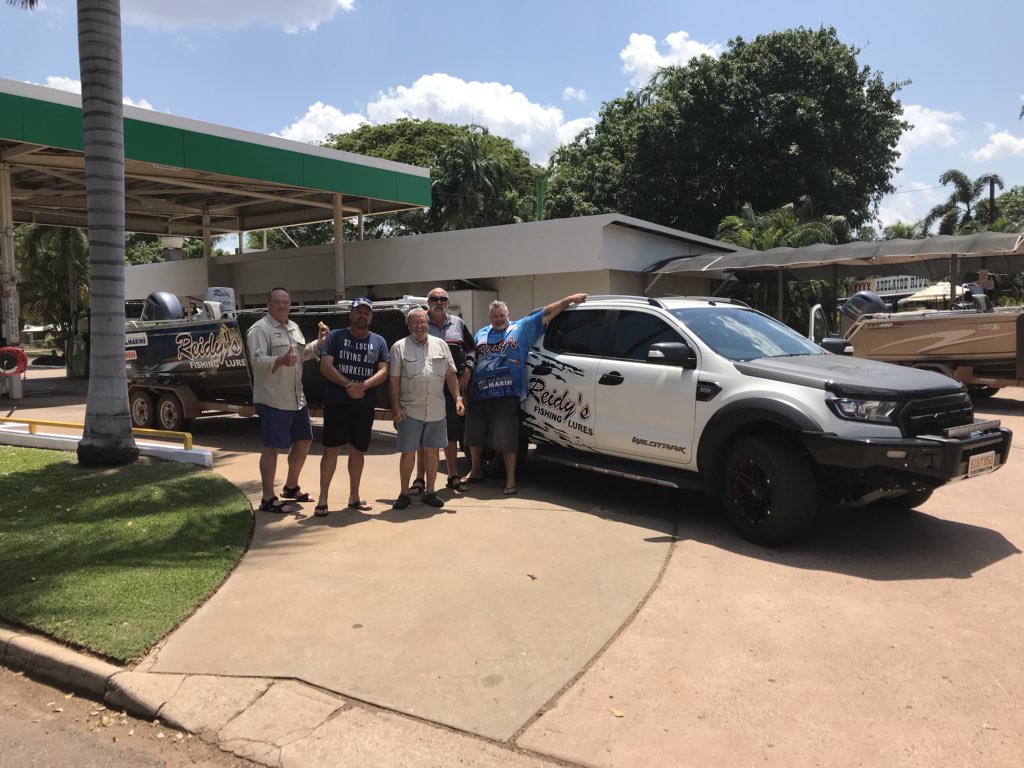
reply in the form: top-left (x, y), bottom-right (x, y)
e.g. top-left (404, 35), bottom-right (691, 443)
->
top-left (714, 200), bottom-right (849, 329)
top-left (924, 169), bottom-right (1004, 235)
top-left (979, 185), bottom-right (1024, 231)
top-left (882, 221), bottom-right (927, 240)
top-left (124, 233), bottom-right (163, 265)
top-left (15, 225), bottom-right (89, 348)
top-left (9, 0), bottom-right (138, 466)
top-left (327, 119), bottom-right (537, 236)
top-left (547, 26), bottom-right (907, 237)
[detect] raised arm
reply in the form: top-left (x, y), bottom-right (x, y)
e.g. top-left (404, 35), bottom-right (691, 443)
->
top-left (541, 292), bottom-right (589, 326)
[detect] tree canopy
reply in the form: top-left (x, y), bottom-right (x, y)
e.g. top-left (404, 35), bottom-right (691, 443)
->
top-left (322, 119), bottom-right (537, 238)
top-left (545, 26), bottom-right (908, 237)
top-left (16, 225), bottom-right (89, 348)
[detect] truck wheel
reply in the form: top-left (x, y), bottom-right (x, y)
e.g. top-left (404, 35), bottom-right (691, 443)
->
top-left (156, 393), bottom-right (189, 432)
top-left (721, 436), bottom-right (817, 545)
top-left (129, 390), bottom-right (155, 428)
top-left (967, 384), bottom-right (1001, 400)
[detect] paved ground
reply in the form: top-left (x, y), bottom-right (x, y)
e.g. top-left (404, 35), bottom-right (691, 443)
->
top-left (3, 369), bottom-right (1023, 767)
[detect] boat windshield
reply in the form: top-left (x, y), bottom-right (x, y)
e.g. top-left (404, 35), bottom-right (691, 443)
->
top-left (670, 307), bottom-right (827, 362)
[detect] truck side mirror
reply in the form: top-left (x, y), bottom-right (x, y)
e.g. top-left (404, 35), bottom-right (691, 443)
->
top-left (647, 341), bottom-right (697, 370)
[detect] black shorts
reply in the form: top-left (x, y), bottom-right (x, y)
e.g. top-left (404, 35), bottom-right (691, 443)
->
top-left (464, 396), bottom-right (519, 453)
top-left (444, 389), bottom-right (463, 443)
top-left (322, 403), bottom-right (375, 452)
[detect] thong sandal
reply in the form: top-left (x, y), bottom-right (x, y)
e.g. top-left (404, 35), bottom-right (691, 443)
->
top-left (503, 486), bottom-right (518, 496)
top-left (281, 485), bottom-right (312, 502)
top-left (408, 478), bottom-right (425, 496)
top-left (347, 500), bottom-right (372, 512)
top-left (259, 496), bottom-right (290, 513)
top-left (314, 504), bottom-right (329, 518)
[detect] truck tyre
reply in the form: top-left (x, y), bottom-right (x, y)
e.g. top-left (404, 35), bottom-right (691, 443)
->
top-left (129, 390), bottom-right (155, 428)
top-left (156, 392), bottom-right (189, 432)
top-left (967, 384), bottom-right (1000, 400)
top-left (721, 436), bottom-right (817, 545)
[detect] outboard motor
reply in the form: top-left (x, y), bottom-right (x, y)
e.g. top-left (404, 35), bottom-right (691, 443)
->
top-left (140, 291), bottom-right (184, 321)
top-left (839, 291), bottom-right (887, 335)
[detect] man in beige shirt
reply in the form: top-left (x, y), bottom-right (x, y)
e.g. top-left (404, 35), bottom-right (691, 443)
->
top-left (389, 309), bottom-right (464, 510)
top-left (246, 287), bottom-right (323, 513)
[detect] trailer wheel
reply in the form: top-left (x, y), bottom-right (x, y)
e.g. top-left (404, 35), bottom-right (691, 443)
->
top-left (721, 436), bottom-right (817, 545)
top-left (129, 390), bottom-right (155, 428)
top-left (156, 392), bottom-right (189, 431)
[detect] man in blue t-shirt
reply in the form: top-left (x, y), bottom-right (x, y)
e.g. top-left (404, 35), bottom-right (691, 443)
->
top-left (314, 298), bottom-right (390, 517)
top-left (461, 292), bottom-right (588, 495)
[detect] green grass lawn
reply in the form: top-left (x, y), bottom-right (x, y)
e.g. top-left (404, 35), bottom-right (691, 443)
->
top-left (0, 446), bottom-right (252, 663)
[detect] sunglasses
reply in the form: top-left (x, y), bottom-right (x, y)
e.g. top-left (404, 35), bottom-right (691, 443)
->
top-left (428, 296), bottom-right (449, 302)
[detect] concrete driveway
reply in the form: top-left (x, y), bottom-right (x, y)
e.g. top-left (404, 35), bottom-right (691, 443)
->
top-left (8, 369), bottom-right (1024, 766)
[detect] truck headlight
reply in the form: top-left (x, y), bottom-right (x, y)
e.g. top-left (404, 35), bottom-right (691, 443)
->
top-left (828, 398), bottom-right (899, 424)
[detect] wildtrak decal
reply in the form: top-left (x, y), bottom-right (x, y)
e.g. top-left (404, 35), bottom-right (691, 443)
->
top-left (632, 436), bottom-right (687, 454)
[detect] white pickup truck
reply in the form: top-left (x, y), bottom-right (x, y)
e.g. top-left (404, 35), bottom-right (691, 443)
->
top-left (522, 295), bottom-right (1012, 544)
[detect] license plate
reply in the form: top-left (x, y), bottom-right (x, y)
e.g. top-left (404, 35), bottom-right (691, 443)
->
top-left (968, 451), bottom-right (996, 477)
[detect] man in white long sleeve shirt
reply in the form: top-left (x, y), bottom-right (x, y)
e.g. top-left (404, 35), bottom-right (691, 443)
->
top-left (246, 287), bottom-right (323, 513)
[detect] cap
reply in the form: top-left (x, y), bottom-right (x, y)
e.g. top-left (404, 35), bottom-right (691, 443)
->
top-left (351, 298), bottom-right (374, 311)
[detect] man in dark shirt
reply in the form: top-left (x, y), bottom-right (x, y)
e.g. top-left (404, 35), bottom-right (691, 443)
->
top-left (314, 298), bottom-right (390, 517)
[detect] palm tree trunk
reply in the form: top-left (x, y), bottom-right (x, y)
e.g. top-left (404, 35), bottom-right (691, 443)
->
top-left (75, 0), bottom-right (138, 466)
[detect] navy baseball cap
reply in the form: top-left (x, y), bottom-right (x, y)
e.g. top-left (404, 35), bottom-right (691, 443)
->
top-left (351, 298), bottom-right (374, 311)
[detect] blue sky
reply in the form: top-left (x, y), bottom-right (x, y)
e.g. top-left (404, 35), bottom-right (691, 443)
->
top-left (3, 0), bottom-right (1024, 231)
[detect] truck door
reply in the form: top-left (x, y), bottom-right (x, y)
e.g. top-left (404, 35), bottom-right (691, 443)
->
top-left (593, 309), bottom-right (697, 466)
top-left (524, 309), bottom-right (606, 452)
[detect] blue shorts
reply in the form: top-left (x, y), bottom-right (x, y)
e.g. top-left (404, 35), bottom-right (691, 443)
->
top-left (395, 415), bottom-right (448, 453)
top-left (256, 404), bottom-right (313, 450)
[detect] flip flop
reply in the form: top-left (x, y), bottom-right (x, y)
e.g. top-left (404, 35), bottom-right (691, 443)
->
top-left (408, 478), bottom-right (425, 496)
top-left (347, 500), bottom-right (372, 511)
top-left (503, 486), bottom-right (518, 496)
top-left (314, 504), bottom-right (329, 518)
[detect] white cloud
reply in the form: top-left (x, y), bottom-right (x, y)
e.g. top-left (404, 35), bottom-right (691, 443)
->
top-left (620, 30), bottom-right (723, 88)
top-left (365, 73), bottom-right (591, 161)
top-left (122, 0), bottom-right (355, 32)
top-left (876, 175), bottom-right (944, 228)
top-left (897, 105), bottom-right (961, 155)
top-left (275, 101), bottom-right (368, 143)
top-left (40, 76), bottom-right (154, 109)
top-left (970, 131), bottom-right (1024, 162)
top-left (562, 86), bottom-right (588, 102)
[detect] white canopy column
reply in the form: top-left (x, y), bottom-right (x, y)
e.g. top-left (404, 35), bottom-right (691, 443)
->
top-left (333, 193), bottom-right (345, 300)
top-left (0, 162), bottom-right (19, 347)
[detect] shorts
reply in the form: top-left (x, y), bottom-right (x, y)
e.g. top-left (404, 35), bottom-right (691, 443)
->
top-left (444, 389), bottom-right (463, 443)
top-left (395, 415), bottom-right (448, 453)
top-left (464, 396), bottom-right (520, 453)
top-left (322, 402), bottom-right (376, 452)
top-left (256, 404), bottom-right (313, 450)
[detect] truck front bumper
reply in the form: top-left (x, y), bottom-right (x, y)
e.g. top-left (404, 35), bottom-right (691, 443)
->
top-left (801, 422), bottom-right (1013, 484)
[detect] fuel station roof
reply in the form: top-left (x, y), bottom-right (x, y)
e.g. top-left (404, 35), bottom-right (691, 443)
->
top-left (0, 78), bottom-right (431, 237)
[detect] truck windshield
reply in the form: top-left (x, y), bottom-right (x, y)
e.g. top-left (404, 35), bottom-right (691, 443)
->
top-left (671, 307), bottom-right (827, 362)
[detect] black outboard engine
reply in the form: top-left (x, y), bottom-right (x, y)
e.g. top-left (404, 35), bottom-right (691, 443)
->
top-left (839, 291), bottom-right (888, 335)
top-left (140, 291), bottom-right (184, 321)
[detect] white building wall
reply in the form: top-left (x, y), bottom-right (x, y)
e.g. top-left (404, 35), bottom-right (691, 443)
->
top-left (125, 259), bottom-right (208, 301)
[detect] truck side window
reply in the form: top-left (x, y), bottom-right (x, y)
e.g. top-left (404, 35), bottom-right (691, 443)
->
top-left (546, 310), bottom-right (607, 355)
top-left (612, 311), bottom-right (683, 361)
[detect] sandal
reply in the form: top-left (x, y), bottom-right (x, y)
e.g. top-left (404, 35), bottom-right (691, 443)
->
top-left (503, 486), bottom-right (518, 496)
top-left (281, 485), bottom-right (312, 502)
top-left (259, 496), bottom-right (290, 513)
top-left (314, 504), bottom-right (329, 518)
top-left (393, 494), bottom-right (412, 510)
top-left (407, 478), bottom-right (425, 496)
top-left (422, 492), bottom-right (445, 509)
top-left (446, 475), bottom-right (469, 492)
top-left (347, 500), bottom-right (372, 512)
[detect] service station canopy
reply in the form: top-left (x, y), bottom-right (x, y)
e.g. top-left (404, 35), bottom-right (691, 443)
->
top-left (0, 78), bottom-right (432, 236)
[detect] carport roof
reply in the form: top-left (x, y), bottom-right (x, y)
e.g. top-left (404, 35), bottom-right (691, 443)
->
top-left (0, 78), bottom-right (431, 237)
